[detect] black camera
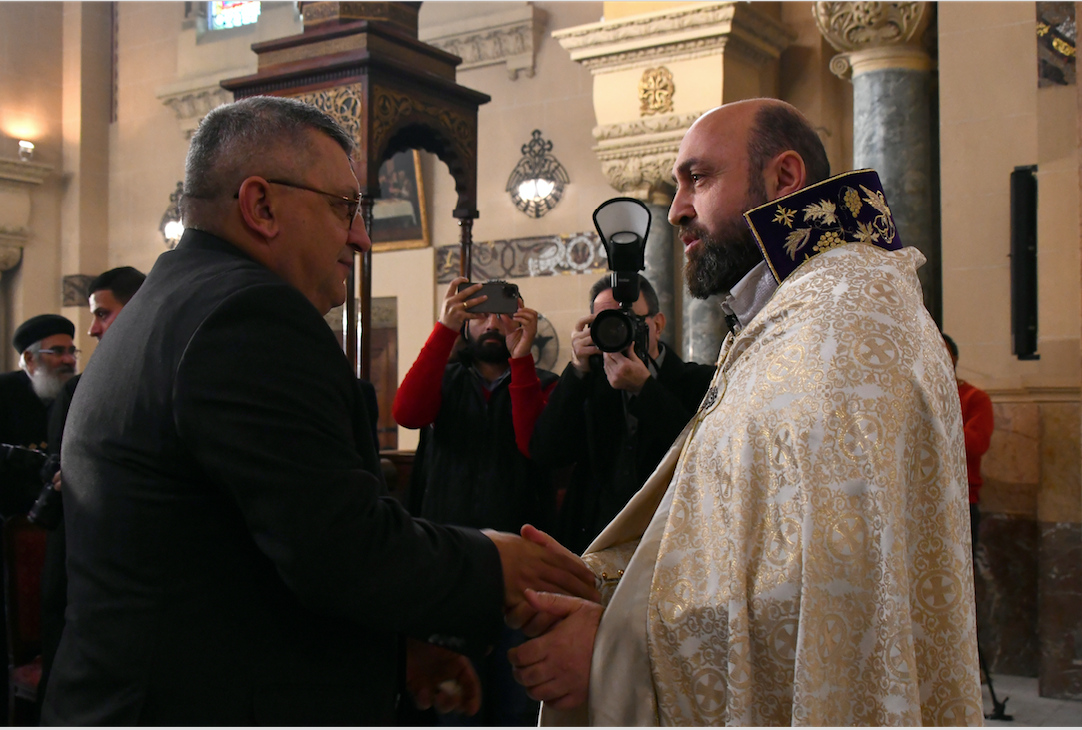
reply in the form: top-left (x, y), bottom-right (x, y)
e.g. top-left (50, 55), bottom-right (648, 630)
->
top-left (0, 443), bottom-right (63, 528)
top-left (590, 198), bottom-right (653, 363)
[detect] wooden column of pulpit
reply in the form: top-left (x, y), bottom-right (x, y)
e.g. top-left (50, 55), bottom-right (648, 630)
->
top-left (221, 1), bottom-right (490, 382)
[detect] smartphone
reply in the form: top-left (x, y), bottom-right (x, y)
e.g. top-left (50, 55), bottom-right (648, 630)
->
top-left (458, 280), bottom-right (521, 314)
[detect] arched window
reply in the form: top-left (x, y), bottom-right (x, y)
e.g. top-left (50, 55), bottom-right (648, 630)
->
top-left (208, 1), bottom-right (260, 31)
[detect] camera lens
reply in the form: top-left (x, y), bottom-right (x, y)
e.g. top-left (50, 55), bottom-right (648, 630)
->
top-left (591, 309), bottom-right (633, 352)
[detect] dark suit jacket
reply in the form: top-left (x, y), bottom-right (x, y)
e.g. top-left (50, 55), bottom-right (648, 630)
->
top-left (530, 344), bottom-right (714, 554)
top-left (0, 368), bottom-right (52, 722)
top-left (0, 369), bottom-right (49, 451)
top-left (43, 229), bottom-right (503, 725)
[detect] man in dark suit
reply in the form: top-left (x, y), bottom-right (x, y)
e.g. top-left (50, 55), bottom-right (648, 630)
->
top-left (530, 275), bottom-right (714, 554)
top-left (42, 96), bottom-right (595, 726)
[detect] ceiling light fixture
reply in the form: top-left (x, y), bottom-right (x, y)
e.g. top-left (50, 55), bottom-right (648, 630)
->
top-left (506, 130), bottom-right (569, 219)
top-left (160, 181), bottom-right (185, 248)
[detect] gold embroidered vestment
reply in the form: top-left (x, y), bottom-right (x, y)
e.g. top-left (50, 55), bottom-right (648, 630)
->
top-left (557, 243), bottom-right (982, 726)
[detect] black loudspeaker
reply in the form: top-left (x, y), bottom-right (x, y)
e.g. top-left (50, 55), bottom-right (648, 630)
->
top-left (1010, 165), bottom-right (1039, 360)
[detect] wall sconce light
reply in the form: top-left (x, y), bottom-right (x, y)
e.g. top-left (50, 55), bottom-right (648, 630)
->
top-left (160, 181), bottom-right (185, 249)
top-left (506, 130), bottom-right (569, 218)
top-left (18, 141), bottom-right (34, 162)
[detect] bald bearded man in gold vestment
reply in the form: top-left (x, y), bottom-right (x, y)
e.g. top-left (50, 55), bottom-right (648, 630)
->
top-left (508, 99), bottom-right (983, 726)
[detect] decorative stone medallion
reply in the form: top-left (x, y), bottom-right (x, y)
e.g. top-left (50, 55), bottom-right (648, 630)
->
top-left (639, 66), bottom-right (675, 116)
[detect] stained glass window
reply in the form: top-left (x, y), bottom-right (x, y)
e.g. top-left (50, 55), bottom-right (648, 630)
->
top-left (208, 1), bottom-right (260, 31)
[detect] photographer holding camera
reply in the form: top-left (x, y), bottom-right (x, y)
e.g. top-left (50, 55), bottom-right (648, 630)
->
top-left (530, 274), bottom-right (714, 555)
top-left (392, 276), bottom-right (559, 726)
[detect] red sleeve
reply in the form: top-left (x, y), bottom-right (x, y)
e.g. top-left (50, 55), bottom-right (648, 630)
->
top-left (508, 356), bottom-right (556, 458)
top-left (392, 322), bottom-right (459, 428)
top-left (960, 384), bottom-right (994, 459)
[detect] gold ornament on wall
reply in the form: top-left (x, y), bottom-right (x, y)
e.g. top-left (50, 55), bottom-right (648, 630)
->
top-left (639, 67), bottom-right (675, 117)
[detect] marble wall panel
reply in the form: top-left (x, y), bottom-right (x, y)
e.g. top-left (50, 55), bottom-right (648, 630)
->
top-left (1039, 401), bottom-right (1082, 523)
top-left (1038, 521), bottom-right (1082, 699)
top-left (975, 513), bottom-right (1040, 677)
top-left (981, 401), bottom-right (1041, 516)
top-left (977, 399), bottom-right (1082, 695)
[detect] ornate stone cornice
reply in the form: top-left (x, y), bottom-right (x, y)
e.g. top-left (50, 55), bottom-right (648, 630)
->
top-left (553, 2), bottom-right (792, 72)
top-left (420, 4), bottom-right (542, 80)
top-left (813, 2), bottom-right (934, 79)
top-left (589, 110), bottom-right (706, 199)
top-left (593, 111), bottom-right (705, 142)
top-left (157, 70), bottom-right (247, 138)
top-left (0, 158), bottom-right (52, 185)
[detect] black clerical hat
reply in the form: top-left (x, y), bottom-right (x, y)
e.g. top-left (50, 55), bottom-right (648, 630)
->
top-left (12, 314), bottom-right (75, 354)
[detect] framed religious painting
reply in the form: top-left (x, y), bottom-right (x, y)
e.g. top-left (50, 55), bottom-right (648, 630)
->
top-left (370, 150), bottom-right (430, 252)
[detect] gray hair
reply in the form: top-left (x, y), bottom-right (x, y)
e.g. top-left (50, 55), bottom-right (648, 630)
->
top-left (18, 341), bottom-right (41, 372)
top-left (181, 96), bottom-right (354, 222)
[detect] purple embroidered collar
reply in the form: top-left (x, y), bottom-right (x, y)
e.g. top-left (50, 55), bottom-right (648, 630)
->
top-left (743, 169), bottom-right (902, 285)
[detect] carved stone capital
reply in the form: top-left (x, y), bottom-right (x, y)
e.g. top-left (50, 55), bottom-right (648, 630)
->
top-left (553, 2), bottom-right (792, 72)
top-left (813, 2), bottom-right (934, 78)
top-left (420, 4), bottom-right (542, 80)
top-left (0, 242), bottom-right (22, 272)
top-left (591, 111), bottom-right (707, 200)
top-left (157, 71), bottom-right (247, 138)
top-left (0, 159), bottom-right (51, 262)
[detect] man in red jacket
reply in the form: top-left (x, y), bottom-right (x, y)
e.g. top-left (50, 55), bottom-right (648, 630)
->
top-left (393, 277), bottom-right (559, 725)
top-left (944, 334), bottom-right (994, 554)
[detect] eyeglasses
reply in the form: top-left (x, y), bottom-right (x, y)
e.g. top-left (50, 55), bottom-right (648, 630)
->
top-left (235, 179), bottom-right (362, 227)
top-left (38, 346), bottom-right (80, 358)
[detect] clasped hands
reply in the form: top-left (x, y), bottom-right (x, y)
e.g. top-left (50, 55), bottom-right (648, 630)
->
top-left (492, 525), bottom-right (604, 711)
top-left (406, 525), bottom-right (600, 716)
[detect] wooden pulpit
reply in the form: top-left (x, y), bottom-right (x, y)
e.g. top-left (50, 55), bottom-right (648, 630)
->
top-left (221, 2), bottom-right (490, 379)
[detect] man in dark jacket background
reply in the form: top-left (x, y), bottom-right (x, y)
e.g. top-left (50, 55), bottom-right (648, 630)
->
top-left (0, 313), bottom-right (76, 722)
top-left (531, 275), bottom-right (714, 554)
top-left (393, 277), bottom-right (559, 725)
top-left (43, 96), bottom-right (595, 726)
top-left (38, 266), bottom-right (146, 711)
top-left (0, 314), bottom-right (77, 454)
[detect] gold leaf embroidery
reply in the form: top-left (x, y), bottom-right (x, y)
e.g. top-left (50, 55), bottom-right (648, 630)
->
top-left (773, 206), bottom-right (796, 228)
top-left (802, 199), bottom-right (837, 225)
top-left (784, 228), bottom-right (812, 259)
top-left (859, 185), bottom-right (891, 218)
top-left (850, 221), bottom-right (879, 244)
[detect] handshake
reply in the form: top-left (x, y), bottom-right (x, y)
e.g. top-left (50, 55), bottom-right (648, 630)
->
top-left (408, 525), bottom-right (602, 715)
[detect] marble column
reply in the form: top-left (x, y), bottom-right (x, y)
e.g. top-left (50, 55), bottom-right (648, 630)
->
top-left (683, 293), bottom-right (726, 365)
top-left (815, 2), bottom-right (940, 322)
top-left (643, 203), bottom-right (676, 338)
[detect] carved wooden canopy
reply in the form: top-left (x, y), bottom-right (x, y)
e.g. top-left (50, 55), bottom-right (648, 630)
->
top-left (221, 14), bottom-right (490, 378)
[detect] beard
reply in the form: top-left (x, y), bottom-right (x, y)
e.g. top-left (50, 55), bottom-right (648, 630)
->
top-left (29, 362), bottom-right (74, 401)
top-left (682, 179), bottom-right (769, 300)
top-left (465, 331), bottom-right (511, 363)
